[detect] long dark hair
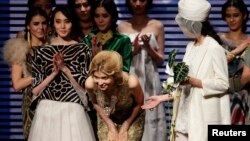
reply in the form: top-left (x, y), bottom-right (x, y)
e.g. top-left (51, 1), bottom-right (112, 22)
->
top-left (24, 8), bottom-right (49, 40)
top-left (67, 0), bottom-right (95, 39)
top-left (91, 0), bottom-right (118, 32)
top-left (50, 5), bottom-right (77, 40)
top-left (201, 20), bottom-right (222, 45)
top-left (221, 0), bottom-right (249, 32)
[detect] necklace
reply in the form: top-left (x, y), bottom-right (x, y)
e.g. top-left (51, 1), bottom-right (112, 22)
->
top-left (96, 30), bottom-right (113, 45)
top-left (103, 88), bottom-right (119, 116)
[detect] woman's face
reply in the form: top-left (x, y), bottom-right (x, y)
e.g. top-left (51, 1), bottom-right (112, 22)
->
top-left (129, 0), bottom-right (147, 14)
top-left (74, 0), bottom-right (91, 21)
top-left (53, 11), bottom-right (72, 38)
top-left (93, 70), bottom-right (114, 92)
top-left (33, 0), bottom-right (53, 17)
top-left (94, 7), bottom-right (112, 33)
top-left (225, 6), bottom-right (245, 32)
top-left (27, 15), bottom-right (47, 41)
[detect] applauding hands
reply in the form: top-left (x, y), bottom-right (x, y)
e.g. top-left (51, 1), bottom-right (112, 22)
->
top-left (32, 52), bottom-right (67, 96)
top-left (53, 52), bottom-right (67, 73)
top-left (133, 34), bottom-right (151, 55)
top-left (91, 35), bottom-right (103, 56)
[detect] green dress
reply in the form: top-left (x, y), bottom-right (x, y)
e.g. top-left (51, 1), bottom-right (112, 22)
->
top-left (93, 82), bottom-right (145, 141)
top-left (82, 30), bottom-right (132, 73)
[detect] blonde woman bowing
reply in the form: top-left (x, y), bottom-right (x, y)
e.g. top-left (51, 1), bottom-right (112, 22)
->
top-left (85, 51), bottom-right (145, 141)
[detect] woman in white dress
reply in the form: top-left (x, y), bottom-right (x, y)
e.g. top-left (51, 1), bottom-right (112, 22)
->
top-left (118, 0), bottom-right (167, 141)
top-left (28, 6), bottom-right (96, 141)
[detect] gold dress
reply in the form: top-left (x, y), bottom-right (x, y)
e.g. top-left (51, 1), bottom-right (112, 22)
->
top-left (94, 82), bottom-right (145, 141)
top-left (3, 38), bottom-right (34, 139)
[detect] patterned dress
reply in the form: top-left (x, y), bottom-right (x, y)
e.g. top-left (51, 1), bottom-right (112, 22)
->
top-left (31, 43), bottom-right (91, 105)
top-left (93, 81), bottom-right (145, 141)
top-left (3, 38), bottom-right (34, 139)
top-left (29, 43), bottom-right (96, 141)
top-left (220, 33), bottom-right (250, 124)
top-left (23, 49), bottom-right (35, 139)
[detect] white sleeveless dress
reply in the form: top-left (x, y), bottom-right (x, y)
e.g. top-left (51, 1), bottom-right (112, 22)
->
top-left (126, 33), bottom-right (168, 141)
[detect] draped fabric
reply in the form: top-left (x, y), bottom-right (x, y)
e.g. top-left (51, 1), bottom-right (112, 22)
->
top-left (28, 100), bottom-right (96, 141)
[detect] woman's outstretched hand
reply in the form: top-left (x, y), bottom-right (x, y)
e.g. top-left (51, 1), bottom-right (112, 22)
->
top-left (141, 94), bottom-right (173, 109)
top-left (141, 95), bottom-right (162, 109)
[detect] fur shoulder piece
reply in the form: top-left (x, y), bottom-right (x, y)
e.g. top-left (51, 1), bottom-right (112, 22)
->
top-left (3, 38), bottom-right (28, 65)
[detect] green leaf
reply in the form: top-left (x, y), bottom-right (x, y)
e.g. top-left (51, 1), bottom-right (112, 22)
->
top-left (168, 49), bottom-right (178, 69)
top-left (163, 49), bottom-right (189, 95)
top-left (173, 62), bottom-right (189, 84)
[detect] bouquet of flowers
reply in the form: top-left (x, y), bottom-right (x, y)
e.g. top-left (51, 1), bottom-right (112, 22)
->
top-left (163, 49), bottom-right (189, 141)
top-left (162, 49), bottom-right (189, 95)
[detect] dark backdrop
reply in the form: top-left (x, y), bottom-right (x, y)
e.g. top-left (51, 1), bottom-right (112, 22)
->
top-left (0, 0), bottom-right (249, 140)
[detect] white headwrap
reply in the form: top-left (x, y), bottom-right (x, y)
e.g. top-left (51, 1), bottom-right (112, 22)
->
top-left (178, 0), bottom-right (211, 22)
top-left (175, 0), bottom-right (211, 38)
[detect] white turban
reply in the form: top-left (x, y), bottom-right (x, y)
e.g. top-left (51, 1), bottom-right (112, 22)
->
top-left (178, 0), bottom-right (211, 22)
top-left (175, 0), bottom-right (211, 38)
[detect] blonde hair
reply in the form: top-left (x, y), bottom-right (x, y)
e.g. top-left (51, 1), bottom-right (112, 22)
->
top-left (89, 51), bottom-right (124, 85)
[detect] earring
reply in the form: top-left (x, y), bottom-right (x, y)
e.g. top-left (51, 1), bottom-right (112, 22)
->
top-left (27, 30), bottom-right (31, 48)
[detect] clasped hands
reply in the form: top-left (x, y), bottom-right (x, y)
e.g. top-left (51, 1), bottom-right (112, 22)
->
top-left (53, 52), bottom-right (67, 74)
top-left (107, 121), bottom-right (129, 141)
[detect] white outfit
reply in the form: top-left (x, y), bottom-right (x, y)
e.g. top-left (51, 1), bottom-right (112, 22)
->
top-left (127, 33), bottom-right (168, 141)
top-left (28, 100), bottom-right (96, 141)
top-left (174, 36), bottom-right (230, 141)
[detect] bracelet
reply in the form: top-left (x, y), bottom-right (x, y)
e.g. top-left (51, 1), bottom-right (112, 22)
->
top-left (227, 52), bottom-right (235, 61)
top-left (228, 52), bottom-right (235, 58)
